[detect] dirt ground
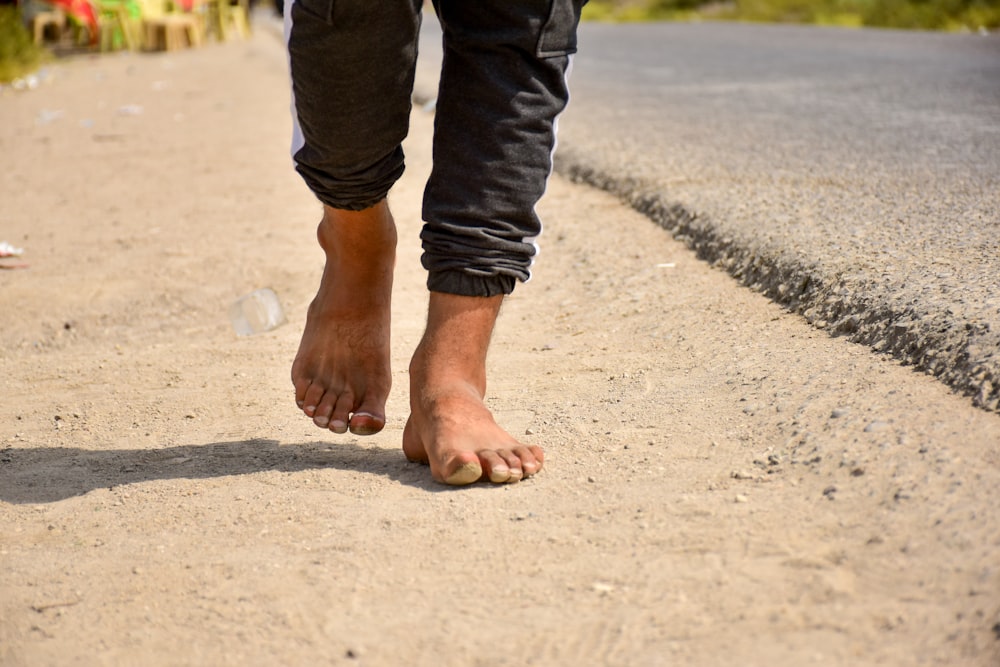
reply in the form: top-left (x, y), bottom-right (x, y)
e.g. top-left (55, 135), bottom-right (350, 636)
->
top-left (1, 28), bottom-right (999, 667)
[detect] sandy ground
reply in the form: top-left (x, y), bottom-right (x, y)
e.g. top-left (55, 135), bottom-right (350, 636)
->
top-left (2, 26), bottom-right (999, 667)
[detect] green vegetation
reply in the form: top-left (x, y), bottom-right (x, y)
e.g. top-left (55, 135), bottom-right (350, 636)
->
top-left (0, 6), bottom-right (50, 84)
top-left (582, 0), bottom-right (1000, 31)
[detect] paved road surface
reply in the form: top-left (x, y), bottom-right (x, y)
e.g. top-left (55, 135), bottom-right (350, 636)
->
top-left (414, 20), bottom-right (1000, 413)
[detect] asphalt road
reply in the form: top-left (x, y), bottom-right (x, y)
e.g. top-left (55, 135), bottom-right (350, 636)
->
top-left (412, 19), bottom-right (1000, 413)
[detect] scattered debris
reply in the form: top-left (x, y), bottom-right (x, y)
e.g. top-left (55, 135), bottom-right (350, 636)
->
top-left (592, 581), bottom-right (615, 594)
top-left (36, 109), bottom-right (64, 125)
top-left (0, 241), bottom-right (28, 269)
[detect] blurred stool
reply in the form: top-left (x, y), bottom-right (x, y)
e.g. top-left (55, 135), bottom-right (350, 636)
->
top-left (32, 6), bottom-right (66, 45)
top-left (95, 0), bottom-right (141, 51)
top-left (143, 13), bottom-right (200, 50)
top-left (200, 0), bottom-right (248, 41)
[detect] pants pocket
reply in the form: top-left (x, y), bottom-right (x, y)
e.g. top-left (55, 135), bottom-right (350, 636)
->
top-left (536, 0), bottom-right (586, 57)
top-left (293, 0), bottom-right (334, 24)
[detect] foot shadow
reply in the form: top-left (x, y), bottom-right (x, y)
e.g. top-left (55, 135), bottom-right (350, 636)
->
top-left (0, 439), bottom-right (446, 504)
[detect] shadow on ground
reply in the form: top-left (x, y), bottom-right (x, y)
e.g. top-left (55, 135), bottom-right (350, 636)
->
top-left (0, 439), bottom-right (450, 503)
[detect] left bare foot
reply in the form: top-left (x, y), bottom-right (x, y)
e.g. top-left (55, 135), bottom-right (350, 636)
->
top-left (291, 202), bottom-right (396, 435)
top-left (401, 293), bottom-right (544, 485)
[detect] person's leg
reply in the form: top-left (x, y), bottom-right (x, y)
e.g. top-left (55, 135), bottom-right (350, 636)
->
top-left (404, 0), bottom-right (585, 483)
top-left (285, 0), bottom-right (421, 434)
top-left (291, 202), bottom-right (395, 434)
top-left (402, 293), bottom-right (544, 484)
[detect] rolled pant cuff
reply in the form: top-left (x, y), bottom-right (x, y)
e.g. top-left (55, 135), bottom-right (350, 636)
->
top-left (313, 194), bottom-right (389, 212)
top-left (427, 270), bottom-right (516, 297)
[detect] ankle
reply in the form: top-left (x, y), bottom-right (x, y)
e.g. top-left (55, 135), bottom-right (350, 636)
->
top-left (317, 202), bottom-right (398, 261)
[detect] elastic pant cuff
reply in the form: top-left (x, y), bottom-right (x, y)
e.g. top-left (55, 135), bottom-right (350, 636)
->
top-left (427, 270), bottom-right (516, 297)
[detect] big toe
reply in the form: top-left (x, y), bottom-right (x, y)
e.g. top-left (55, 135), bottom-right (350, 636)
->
top-left (349, 410), bottom-right (386, 436)
top-left (442, 456), bottom-right (484, 486)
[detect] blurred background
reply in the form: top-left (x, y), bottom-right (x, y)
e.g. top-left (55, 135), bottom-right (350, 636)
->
top-left (582, 0), bottom-right (1000, 30)
top-left (3, 0), bottom-right (999, 87)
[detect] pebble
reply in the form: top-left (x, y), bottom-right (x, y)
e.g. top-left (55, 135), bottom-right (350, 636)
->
top-left (734, 494), bottom-right (749, 503)
top-left (830, 407), bottom-right (850, 419)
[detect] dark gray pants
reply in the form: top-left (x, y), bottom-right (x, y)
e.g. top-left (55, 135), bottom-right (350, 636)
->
top-left (286, 0), bottom-right (585, 297)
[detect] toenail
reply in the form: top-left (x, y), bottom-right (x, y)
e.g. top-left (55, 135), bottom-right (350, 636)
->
top-left (297, 401), bottom-right (305, 408)
top-left (330, 420), bottom-right (348, 434)
top-left (314, 417), bottom-right (329, 427)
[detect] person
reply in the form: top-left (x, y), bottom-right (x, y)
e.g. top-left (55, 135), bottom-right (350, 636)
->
top-left (284, 0), bottom-right (586, 484)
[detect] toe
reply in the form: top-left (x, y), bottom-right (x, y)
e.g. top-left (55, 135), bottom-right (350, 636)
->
top-left (350, 392), bottom-right (387, 435)
top-left (312, 401), bottom-right (333, 428)
top-left (513, 445), bottom-right (543, 476)
top-left (349, 410), bottom-right (385, 436)
top-left (498, 450), bottom-right (523, 482)
top-left (311, 389), bottom-right (337, 428)
top-left (441, 453), bottom-right (483, 485)
top-left (328, 391), bottom-right (354, 434)
top-left (293, 377), bottom-right (310, 410)
top-left (479, 450), bottom-right (512, 483)
top-left (302, 382), bottom-right (326, 418)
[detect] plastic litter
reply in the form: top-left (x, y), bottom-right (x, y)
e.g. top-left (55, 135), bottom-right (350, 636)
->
top-left (229, 288), bottom-right (286, 336)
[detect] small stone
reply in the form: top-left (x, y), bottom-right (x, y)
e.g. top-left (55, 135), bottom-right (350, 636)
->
top-left (823, 486), bottom-right (837, 498)
top-left (830, 408), bottom-right (850, 419)
top-left (734, 494), bottom-right (749, 503)
top-left (864, 420), bottom-right (890, 433)
top-left (587, 476), bottom-right (596, 483)
top-left (525, 427), bottom-right (535, 436)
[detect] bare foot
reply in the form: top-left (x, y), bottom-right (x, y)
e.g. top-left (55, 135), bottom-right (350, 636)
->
top-left (291, 202), bottom-right (396, 435)
top-left (402, 293), bottom-right (544, 484)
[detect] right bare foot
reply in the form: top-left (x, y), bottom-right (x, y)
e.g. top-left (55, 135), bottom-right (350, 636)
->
top-left (401, 293), bottom-right (544, 484)
top-left (291, 202), bottom-right (396, 435)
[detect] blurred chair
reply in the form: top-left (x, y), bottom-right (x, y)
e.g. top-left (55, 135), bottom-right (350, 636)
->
top-left (137, 0), bottom-right (200, 50)
top-left (39, 0), bottom-right (99, 46)
top-left (32, 5), bottom-right (66, 45)
top-left (197, 0), bottom-right (248, 42)
top-left (93, 0), bottom-right (141, 51)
